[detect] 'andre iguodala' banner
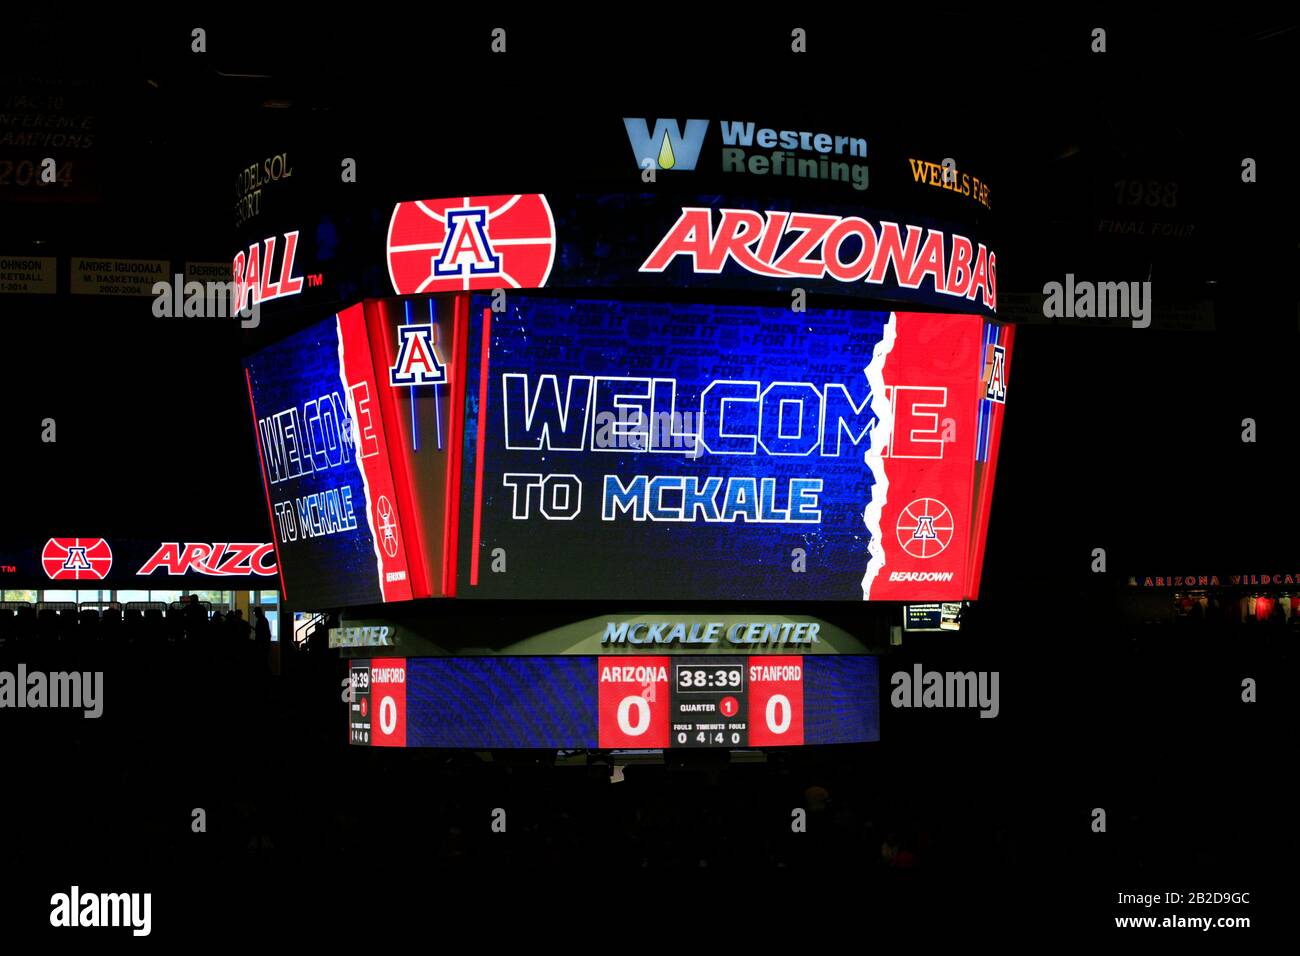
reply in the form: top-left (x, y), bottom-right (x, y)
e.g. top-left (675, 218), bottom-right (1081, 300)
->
top-left (458, 296), bottom-right (1013, 601)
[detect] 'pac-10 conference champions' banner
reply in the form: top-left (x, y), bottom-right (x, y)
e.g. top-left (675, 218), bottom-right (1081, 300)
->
top-left (458, 295), bottom-right (1013, 602)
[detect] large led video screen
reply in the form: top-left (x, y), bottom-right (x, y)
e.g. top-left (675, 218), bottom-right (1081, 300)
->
top-left (458, 295), bottom-right (1013, 601)
top-left (348, 655), bottom-right (879, 748)
top-left (246, 295), bottom-right (1011, 607)
top-left (244, 304), bottom-right (418, 607)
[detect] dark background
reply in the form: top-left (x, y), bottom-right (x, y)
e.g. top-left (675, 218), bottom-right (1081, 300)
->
top-left (0, 11), bottom-right (1295, 941)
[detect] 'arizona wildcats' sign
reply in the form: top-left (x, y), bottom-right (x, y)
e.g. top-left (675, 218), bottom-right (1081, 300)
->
top-left (456, 295), bottom-right (1014, 601)
top-left (0, 539), bottom-right (277, 587)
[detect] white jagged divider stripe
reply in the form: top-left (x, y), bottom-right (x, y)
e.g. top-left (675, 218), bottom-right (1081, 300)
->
top-left (860, 312), bottom-right (897, 599)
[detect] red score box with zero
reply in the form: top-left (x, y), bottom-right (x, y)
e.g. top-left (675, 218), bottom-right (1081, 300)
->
top-left (368, 657), bottom-right (407, 748)
top-left (598, 656), bottom-right (670, 748)
top-left (747, 656), bottom-right (805, 747)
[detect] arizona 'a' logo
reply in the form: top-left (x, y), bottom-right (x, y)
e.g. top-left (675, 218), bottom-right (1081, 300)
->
top-left (390, 324), bottom-right (447, 386)
top-left (986, 344), bottom-right (1007, 403)
top-left (896, 499), bottom-right (953, 559)
top-left (434, 209), bottom-right (500, 278)
top-left (42, 538), bottom-right (114, 580)
top-left (386, 194), bottom-right (556, 294)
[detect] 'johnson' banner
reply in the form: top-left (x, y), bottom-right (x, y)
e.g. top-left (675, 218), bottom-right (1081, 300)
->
top-left (457, 295), bottom-right (1013, 601)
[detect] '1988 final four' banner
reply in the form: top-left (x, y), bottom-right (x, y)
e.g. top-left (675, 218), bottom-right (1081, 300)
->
top-left (457, 295), bottom-right (1012, 602)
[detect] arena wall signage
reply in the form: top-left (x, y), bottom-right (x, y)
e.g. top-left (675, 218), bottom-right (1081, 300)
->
top-left (347, 655), bottom-right (880, 749)
top-left (329, 624), bottom-right (395, 649)
top-left (0, 539), bottom-right (279, 588)
top-left (1131, 574), bottom-right (1300, 588)
top-left (600, 619), bottom-right (822, 648)
top-left (329, 612), bottom-right (866, 658)
top-left (623, 117), bottom-right (869, 191)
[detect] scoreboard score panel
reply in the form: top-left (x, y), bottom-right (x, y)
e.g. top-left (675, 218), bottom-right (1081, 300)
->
top-left (349, 656), bottom-right (879, 749)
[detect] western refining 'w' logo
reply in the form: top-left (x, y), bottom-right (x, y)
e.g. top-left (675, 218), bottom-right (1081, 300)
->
top-left (390, 324), bottom-right (447, 386)
top-left (623, 118), bottom-right (709, 171)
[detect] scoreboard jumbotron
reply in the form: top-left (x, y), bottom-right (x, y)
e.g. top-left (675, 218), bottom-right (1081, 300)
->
top-left (348, 655), bottom-right (879, 749)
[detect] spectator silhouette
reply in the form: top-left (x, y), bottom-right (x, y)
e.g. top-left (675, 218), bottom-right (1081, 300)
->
top-left (183, 594), bottom-right (207, 642)
top-left (229, 608), bottom-right (252, 641)
top-left (254, 608), bottom-right (272, 645)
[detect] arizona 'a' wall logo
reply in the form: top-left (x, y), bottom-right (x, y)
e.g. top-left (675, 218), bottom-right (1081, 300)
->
top-left (986, 344), bottom-right (1007, 403)
top-left (42, 538), bottom-right (114, 580)
top-left (389, 324), bottom-right (447, 386)
top-left (386, 194), bottom-right (556, 294)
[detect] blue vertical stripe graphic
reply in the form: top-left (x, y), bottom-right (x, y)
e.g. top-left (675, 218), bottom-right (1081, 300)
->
top-left (431, 297), bottom-right (442, 451)
top-left (977, 322), bottom-right (1002, 462)
top-left (404, 300), bottom-right (419, 453)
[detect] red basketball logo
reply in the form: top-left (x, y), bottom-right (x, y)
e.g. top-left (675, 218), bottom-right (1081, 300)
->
top-left (42, 537), bottom-right (114, 581)
top-left (376, 496), bottom-right (399, 559)
top-left (896, 498), bottom-right (954, 559)
top-left (386, 193), bottom-right (556, 294)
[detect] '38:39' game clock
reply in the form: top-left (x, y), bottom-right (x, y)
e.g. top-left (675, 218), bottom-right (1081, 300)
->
top-left (597, 656), bottom-right (804, 748)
